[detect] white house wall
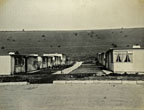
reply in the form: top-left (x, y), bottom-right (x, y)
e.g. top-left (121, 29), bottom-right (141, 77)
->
top-left (61, 55), bottom-right (66, 65)
top-left (14, 56), bottom-right (26, 73)
top-left (42, 57), bottom-right (48, 68)
top-left (113, 50), bottom-right (144, 73)
top-left (47, 57), bottom-right (53, 67)
top-left (0, 56), bottom-right (11, 75)
top-left (38, 56), bottom-right (43, 69)
top-left (27, 57), bottom-right (38, 72)
top-left (133, 50), bottom-right (144, 72)
top-left (108, 52), bottom-right (114, 71)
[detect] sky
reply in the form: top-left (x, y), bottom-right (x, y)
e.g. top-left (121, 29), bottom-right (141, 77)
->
top-left (0, 0), bottom-right (144, 30)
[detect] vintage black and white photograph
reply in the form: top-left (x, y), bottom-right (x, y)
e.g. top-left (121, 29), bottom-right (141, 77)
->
top-left (0, 0), bottom-right (144, 110)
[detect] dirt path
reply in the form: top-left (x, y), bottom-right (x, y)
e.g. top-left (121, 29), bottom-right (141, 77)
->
top-left (70, 63), bottom-right (104, 75)
top-left (53, 62), bottom-right (83, 74)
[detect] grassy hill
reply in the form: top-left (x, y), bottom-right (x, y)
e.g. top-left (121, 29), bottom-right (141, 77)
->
top-left (0, 28), bottom-right (144, 60)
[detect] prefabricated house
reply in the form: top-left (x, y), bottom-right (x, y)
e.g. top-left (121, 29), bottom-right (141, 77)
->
top-left (43, 53), bottom-right (64, 68)
top-left (61, 54), bottom-right (67, 66)
top-left (26, 54), bottom-right (39, 72)
top-left (54, 56), bottom-right (61, 66)
top-left (101, 53), bottom-right (106, 66)
top-left (2, 54), bottom-right (26, 75)
top-left (38, 54), bottom-right (61, 69)
top-left (42, 56), bottom-right (48, 68)
top-left (65, 56), bottom-right (74, 66)
top-left (0, 53), bottom-right (39, 75)
top-left (47, 56), bottom-right (53, 68)
top-left (39, 54), bottom-right (54, 68)
top-left (97, 52), bottom-right (106, 66)
top-left (97, 53), bottom-right (101, 64)
top-left (38, 56), bottom-right (48, 69)
top-left (105, 48), bottom-right (144, 74)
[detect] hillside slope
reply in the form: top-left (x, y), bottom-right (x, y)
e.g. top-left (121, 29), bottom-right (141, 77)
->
top-left (0, 28), bottom-right (144, 60)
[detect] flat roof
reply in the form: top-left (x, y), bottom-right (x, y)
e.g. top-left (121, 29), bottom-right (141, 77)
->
top-left (106, 48), bottom-right (144, 52)
top-left (0, 54), bottom-right (38, 57)
top-left (42, 53), bottom-right (63, 57)
top-left (24, 54), bottom-right (38, 57)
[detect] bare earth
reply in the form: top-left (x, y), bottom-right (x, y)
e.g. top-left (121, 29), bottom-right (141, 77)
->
top-left (53, 62), bottom-right (83, 74)
top-left (0, 83), bottom-right (144, 110)
top-left (70, 64), bottom-right (104, 74)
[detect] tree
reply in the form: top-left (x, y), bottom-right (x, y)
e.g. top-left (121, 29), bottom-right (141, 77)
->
top-left (1, 46), bottom-right (5, 49)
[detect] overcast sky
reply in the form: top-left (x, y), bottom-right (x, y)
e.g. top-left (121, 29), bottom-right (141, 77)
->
top-left (0, 0), bottom-right (144, 30)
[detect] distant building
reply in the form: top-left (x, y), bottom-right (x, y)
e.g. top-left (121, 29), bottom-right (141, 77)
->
top-left (26, 54), bottom-right (39, 72)
top-left (97, 52), bottom-right (106, 66)
top-left (105, 48), bottom-right (144, 74)
top-left (38, 55), bottom-right (48, 69)
top-left (42, 53), bottom-right (67, 68)
top-left (97, 53), bottom-right (101, 64)
top-left (0, 52), bottom-right (39, 75)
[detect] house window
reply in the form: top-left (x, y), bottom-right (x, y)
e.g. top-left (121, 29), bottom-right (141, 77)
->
top-left (124, 54), bottom-right (130, 62)
top-left (15, 57), bottom-right (24, 66)
top-left (43, 57), bottom-right (47, 63)
top-left (124, 53), bottom-right (133, 62)
top-left (114, 51), bottom-right (133, 63)
top-left (33, 60), bottom-right (38, 66)
top-left (116, 54), bottom-right (122, 62)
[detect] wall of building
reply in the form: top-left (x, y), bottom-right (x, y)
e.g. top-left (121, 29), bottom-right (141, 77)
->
top-left (105, 51), bottom-right (114, 71)
top-left (47, 57), bottom-right (53, 67)
top-left (107, 52), bottom-right (114, 71)
top-left (61, 55), bottom-right (66, 65)
top-left (113, 50), bottom-right (144, 73)
top-left (133, 50), bottom-right (144, 72)
top-left (13, 56), bottom-right (26, 73)
top-left (0, 56), bottom-right (11, 75)
top-left (27, 57), bottom-right (38, 72)
top-left (38, 56), bottom-right (43, 69)
top-left (42, 57), bottom-right (48, 68)
top-left (101, 53), bottom-right (106, 66)
top-left (53, 56), bottom-right (61, 66)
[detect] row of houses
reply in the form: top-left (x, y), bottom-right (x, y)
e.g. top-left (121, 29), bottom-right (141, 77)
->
top-left (0, 52), bottom-right (73, 75)
top-left (97, 46), bottom-right (144, 74)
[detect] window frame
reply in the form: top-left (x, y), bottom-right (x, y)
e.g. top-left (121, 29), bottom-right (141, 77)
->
top-left (113, 51), bottom-right (133, 63)
top-left (15, 57), bottom-right (25, 66)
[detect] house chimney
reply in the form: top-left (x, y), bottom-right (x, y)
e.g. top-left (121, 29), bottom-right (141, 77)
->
top-left (132, 44), bottom-right (141, 48)
top-left (8, 52), bottom-right (16, 55)
top-left (8, 51), bottom-right (19, 55)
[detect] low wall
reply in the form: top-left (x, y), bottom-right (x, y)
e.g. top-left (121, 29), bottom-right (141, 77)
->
top-left (0, 82), bottom-right (29, 86)
top-left (53, 80), bottom-right (144, 84)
